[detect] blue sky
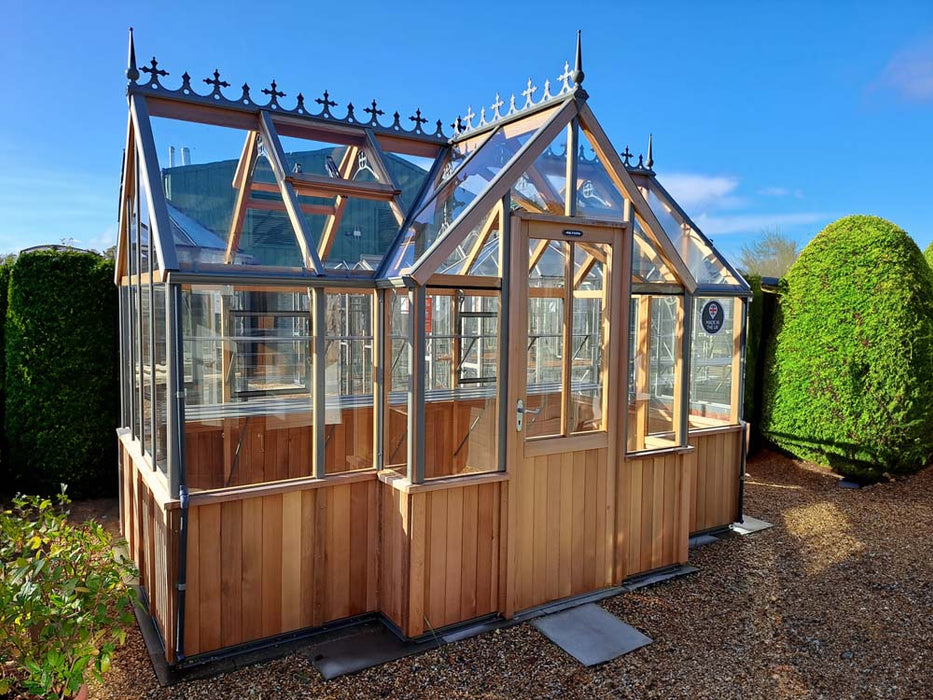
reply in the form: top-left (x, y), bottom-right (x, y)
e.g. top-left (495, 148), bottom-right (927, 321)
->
top-left (1, 0), bottom-right (931, 262)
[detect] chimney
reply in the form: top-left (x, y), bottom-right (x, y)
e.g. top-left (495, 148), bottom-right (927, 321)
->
top-left (181, 147), bottom-right (191, 166)
top-left (168, 146), bottom-right (176, 168)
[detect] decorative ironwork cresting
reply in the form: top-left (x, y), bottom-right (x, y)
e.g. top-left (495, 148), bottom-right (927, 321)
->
top-left (125, 30), bottom-right (448, 143)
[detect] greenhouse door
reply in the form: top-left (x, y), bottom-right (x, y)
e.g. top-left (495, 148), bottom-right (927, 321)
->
top-left (506, 214), bottom-right (624, 613)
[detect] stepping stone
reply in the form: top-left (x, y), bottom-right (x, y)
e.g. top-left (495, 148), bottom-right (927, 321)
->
top-left (531, 603), bottom-right (651, 666)
top-left (731, 515), bottom-right (773, 535)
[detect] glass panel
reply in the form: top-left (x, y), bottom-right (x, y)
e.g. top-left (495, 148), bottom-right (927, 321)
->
top-left (632, 220), bottom-right (679, 285)
top-left (627, 295), bottom-right (681, 451)
top-left (320, 199), bottom-right (398, 271)
top-left (181, 285), bottom-right (313, 491)
top-left (151, 118), bottom-right (252, 266)
top-left (385, 289), bottom-right (409, 471)
top-left (140, 283), bottom-right (151, 456)
top-left (437, 208), bottom-right (500, 276)
top-left (278, 137), bottom-right (349, 180)
top-left (324, 292), bottom-right (374, 473)
top-left (431, 133), bottom-right (488, 193)
top-left (512, 127), bottom-right (568, 215)
top-left (423, 289), bottom-right (500, 479)
top-left (527, 240), bottom-right (567, 438)
top-left (570, 244), bottom-right (607, 433)
top-left (153, 285), bottom-right (168, 473)
top-left (576, 131), bottom-right (627, 219)
top-left (689, 297), bottom-right (739, 429)
top-left (645, 186), bottom-right (741, 286)
top-left (380, 150), bottom-right (434, 214)
top-left (385, 107), bottom-right (558, 277)
top-left (130, 285), bottom-right (139, 439)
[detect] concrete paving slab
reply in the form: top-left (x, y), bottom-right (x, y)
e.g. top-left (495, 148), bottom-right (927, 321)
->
top-left (531, 603), bottom-right (651, 666)
top-left (731, 515), bottom-right (773, 535)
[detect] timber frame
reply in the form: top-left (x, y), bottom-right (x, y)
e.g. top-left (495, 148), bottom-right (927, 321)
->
top-left (116, 29), bottom-right (753, 668)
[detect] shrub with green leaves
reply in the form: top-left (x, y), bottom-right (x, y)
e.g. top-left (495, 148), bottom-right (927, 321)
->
top-left (924, 241), bottom-right (933, 270)
top-left (0, 488), bottom-right (136, 698)
top-left (4, 251), bottom-right (119, 497)
top-left (761, 215), bottom-right (933, 479)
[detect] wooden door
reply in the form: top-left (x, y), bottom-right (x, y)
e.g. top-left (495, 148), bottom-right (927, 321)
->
top-left (505, 214), bottom-right (625, 613)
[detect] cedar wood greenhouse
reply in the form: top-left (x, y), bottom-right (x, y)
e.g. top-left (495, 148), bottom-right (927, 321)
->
top-left (115, 30), bottom-right (752, 665)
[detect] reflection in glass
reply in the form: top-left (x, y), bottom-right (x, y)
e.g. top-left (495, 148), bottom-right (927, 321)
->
top-left (570, 244), bottom-right (607, 432)
top-left (324, 292), bottom-right (374, 473)
top-left (627, 294), bottom-right (681, 451)
top-left (689, 297), bottom-right (738, 428)
top-left (181, 286), bottom-right (313, 490)
top-left (423, 290), bottom-right (500, 478)
top-left (527, 240), bottom-right (567, 438)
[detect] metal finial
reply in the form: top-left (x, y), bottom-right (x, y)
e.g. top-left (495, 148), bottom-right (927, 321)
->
top-left (126, 28), bottom-right (139, 82)
top-left (542, 79), bottom-right (552, 100)
top-left (479, 106), bottom-right (487, 126)
top-left (315, 90), bottom-right (337, 117)
top-left (365, 99), bottom-right (384, 124)
top-left (621, 146), bottom-right (633, 167)
top-left (637, 154), bottom-right (644, 168)
top-left (645, 134), bottom-right (654, 170)
top-left (262, 80), bottom-right (285, 107)
top-left (508, 94), bottom-right (517, 115)
top-left (522, 78), bottom-right (537, 107)
top-left (573, 30), bottom-right (585, 86)
top-left (464, 105), bottom-right (475, 129)
top-left (410, 108), bottom-right (428, 131)
top-left (204, 69), bottom-right (230, 94)
top-left (558, 61), bottom-right (572, 93)
top-left (141, 56), bottom-right (168, 85)
top-left (491, 93), bottom-right (504, 120)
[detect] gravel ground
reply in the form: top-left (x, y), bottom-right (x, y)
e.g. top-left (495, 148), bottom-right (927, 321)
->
top-left (88, 450), bottom-right (933, 699)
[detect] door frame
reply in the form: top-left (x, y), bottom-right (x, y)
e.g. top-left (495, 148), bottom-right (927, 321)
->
top-left (503, 211), bottom-right (631, 615)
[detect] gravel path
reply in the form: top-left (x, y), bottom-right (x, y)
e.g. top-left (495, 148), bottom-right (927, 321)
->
top-left (89, 450), bottom-right (933, 699)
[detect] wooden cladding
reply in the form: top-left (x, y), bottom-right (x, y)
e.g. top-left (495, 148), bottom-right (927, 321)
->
top-left (119, 442), bottom-right (179, 662)
top-left (120, 423), bottom-right (745, 663)
top-left (616, 450), bottom-right (693, 581)
top-left (379, 479), bottom-right (504, 638)
top-left (183, 478), bottom-right (377, 656)
top-left (688, 427), bottom-right (744, 533)
top-left (511, 448), bottom-right (612, 612)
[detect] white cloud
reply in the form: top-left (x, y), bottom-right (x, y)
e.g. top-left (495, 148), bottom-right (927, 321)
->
top-left (876, 37), bottom-right (933, 101)
top-left (693, 212), bottom-right (832, 236)
top-left (659, 173), bottom-right (741, 210)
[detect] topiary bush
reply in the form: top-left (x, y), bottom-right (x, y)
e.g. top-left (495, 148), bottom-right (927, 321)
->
top-left (4, 251), bottom-right (119, 497)
top-left (761, 215), bottom-right (933, 480)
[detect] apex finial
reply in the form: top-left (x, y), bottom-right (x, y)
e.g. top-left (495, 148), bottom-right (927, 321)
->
top-left (126, 27), bottom-right (139, 82)
top-left (572, 30), bottom-right (584, 86)
top-left (646, 133), bottom-right (654, 170)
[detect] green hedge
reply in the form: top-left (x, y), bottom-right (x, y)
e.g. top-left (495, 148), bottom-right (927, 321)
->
top-left (4, 252), bottom-right (119, 497)
top-left (0, 259), bottom-right (12, 481)
top-left (924, 241), bottom-right (933, 270)
top-left (761, 215), bottom-right (933, 480)
top-left (742, 275), bottom-right (778, 453)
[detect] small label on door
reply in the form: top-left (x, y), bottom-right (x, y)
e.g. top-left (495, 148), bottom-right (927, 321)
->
top-left (562, 229), bottom-right (583, 237)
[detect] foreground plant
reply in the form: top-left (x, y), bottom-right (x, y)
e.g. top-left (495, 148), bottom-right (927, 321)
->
top-left (0, 488), bottom-right (137, 699)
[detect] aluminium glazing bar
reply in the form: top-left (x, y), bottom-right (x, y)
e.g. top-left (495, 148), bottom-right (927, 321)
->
top-left (311, 287), bottom-right (326, 478)
top-left (408, 286), bottom-right (426, 484)
top-left (565, 118), bottom-right (579, 217)
top-left (373, 289), bottom-right (386, 470)
top-left (680, 292), bottom-right (694, 446)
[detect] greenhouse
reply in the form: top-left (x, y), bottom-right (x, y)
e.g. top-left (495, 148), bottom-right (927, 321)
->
top-left (115, 30), bottom-right (751, 665)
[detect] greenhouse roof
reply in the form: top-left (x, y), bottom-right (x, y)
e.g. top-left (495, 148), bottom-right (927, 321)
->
top-left (116, 29), bottom-right (749, 294)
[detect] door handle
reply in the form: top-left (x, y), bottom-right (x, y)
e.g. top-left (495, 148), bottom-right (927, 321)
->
top-left (516, 399), bottom-right (540, 432)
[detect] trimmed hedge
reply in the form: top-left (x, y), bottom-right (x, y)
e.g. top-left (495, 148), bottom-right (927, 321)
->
top-left (761, 215), bottom-right (933, 480)
top-left (925, 241), bottom-right (933, 270)
top-left (742, 275), bottom-right (778, 454)
top-left (0, 259), bottom-right (12, 481)
top-left (5, 251), bottom-right (119, 497)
